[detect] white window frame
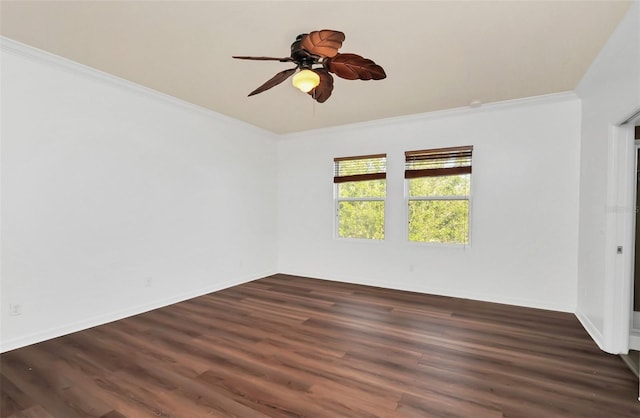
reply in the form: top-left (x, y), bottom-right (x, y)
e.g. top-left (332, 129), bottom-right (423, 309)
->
top-left (404, 146), bottom-right (473, 246)
top-left (333, 154), bottom-right (387, 241)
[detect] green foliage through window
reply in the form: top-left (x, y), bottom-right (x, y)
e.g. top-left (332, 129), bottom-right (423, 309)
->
top-left (333, 148), bottom-right (472, 244)
top-left (405, 146), bottom-right (473, 245)
top-left (408, 199), bottom-right (469, 244)
top-left (339, 179), bottom-right (386, 198)
top-left (408, 175), bottom-right (469, 197)
top-left (334, 154), bottom-right (386, 240)
top-left (339, 200), bottom-right (385, 239)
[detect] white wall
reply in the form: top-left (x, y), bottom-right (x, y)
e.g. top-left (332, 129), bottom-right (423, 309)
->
top-left (277, 95), bottom-right (581, 312)
top-left (6, 0), bottom-right (636, 352)
top-left (0, 39), bottom-right (278, 352)
top-left (575, 1), bottom-right (640, 354)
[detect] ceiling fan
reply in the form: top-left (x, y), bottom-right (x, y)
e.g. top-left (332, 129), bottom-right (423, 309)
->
top-left (233, 30), bottom-right (386, 103)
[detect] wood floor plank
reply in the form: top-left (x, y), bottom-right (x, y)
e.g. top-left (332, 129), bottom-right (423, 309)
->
top-left (1, 354), bottom-right (88, 418)
top-left (2, 274), bottom-right (639, 417)
top-left (0, 374), bottom-right (36, 417)
top-left (99, 411), bottom-right (127, 418)
top-left (6, 404), bottom-right (54, 418)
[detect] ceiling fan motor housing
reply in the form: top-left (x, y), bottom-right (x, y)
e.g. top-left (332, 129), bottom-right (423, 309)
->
top-left (291, 34), bottom-right (318, 69)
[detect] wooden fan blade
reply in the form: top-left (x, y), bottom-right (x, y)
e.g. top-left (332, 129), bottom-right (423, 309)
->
top-left (300, 30), bottom-right (345, 58)
top-left (308, 69), bottom-right (334, 103)
top-left (248, 67), bottom-right (297, 96)
top-left (233, 56), bottom-right (294, 62)
top-left (325, 53), bottom-right (386, 80)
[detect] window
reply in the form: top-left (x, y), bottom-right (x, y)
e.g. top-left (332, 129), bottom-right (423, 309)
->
top-left (334, 154), bottom-right (386, 240)
top-left (405, 146), bottom-right (473, 244)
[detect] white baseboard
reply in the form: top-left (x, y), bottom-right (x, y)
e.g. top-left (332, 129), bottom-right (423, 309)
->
top-left (631, 332), bottom-right (640, 351)
top-left (631, 312), bottom-right (640, 351)
top-left (278, 270), bottom-right (576, 313)
top-left (0, 270), bottom-right (276, 353)
top-left (575, 309), bottom-right (607, 352)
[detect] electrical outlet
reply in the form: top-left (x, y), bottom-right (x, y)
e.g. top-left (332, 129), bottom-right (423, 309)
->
top-left (9, 304), bottom-right (22, 316)
top-left (144, 277), bottom-right (153, 288)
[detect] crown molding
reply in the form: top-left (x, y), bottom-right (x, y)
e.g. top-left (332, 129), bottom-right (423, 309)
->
top-left (280, 91), bottom-right (580, 139)
top-left (2, 36), bottom-right (579, 140)
top-left (0, 36), bottom-right (277, 140)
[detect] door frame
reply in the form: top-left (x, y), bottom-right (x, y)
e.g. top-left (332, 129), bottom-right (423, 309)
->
top-left (633, 139), bottom-right (640, 330)
top-left (608, 112), bottom-right (640, 353)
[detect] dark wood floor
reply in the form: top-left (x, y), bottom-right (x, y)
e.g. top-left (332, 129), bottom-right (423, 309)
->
top-left (1, 274), bottom-right (639, 417)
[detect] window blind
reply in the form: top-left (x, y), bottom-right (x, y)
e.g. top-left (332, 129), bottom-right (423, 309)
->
top-left (405, 146), bottom-right (473, 179)
top-left (334, 153), bottom-right (387, 183)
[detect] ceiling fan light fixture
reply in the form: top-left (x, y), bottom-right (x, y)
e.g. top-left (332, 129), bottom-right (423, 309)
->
top-left (292, 69), bottom-right (320, 93)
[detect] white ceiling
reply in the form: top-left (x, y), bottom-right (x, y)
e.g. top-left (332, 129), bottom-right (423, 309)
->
top-left (0, 1), bottom-right (633, 134)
